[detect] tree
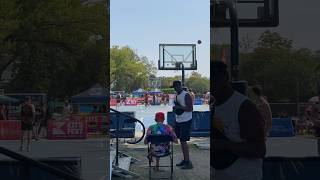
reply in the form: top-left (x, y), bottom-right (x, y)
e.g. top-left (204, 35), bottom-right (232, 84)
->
top-left (110, 46), bottom-right (155, 92)
top-left (160, 76), bottom-right (181, 89)
top-left (0, 0), bottom-right (108, 98)
top-left (0, 0), bottom-right (19, 76)
top-left (185, 72), bottom-right (209, 94)
top-left (239, 31), bottom-right (319, 102)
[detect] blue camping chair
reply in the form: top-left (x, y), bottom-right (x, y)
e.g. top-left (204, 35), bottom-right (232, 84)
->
top-left (146, 134), bottom-right (174, 179)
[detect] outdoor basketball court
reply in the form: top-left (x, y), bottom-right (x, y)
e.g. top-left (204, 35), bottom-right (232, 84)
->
top-left (110, 135), bottom-right (320, 180)
top-left (112, 137), bottom-right (210, 180)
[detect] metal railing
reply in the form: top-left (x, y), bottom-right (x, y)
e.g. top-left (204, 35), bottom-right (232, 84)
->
top-left (110, 108), bottom-right (146, 166)
top-left (110, 108), bottom-right (146, 144)
top-left (0, 146), bottom-right (82, 180)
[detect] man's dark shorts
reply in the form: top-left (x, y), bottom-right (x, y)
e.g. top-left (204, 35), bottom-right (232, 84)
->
top-left (175, 120), bottom-right (192, 142)
top-left (21, 121), bottom-right (33, 131)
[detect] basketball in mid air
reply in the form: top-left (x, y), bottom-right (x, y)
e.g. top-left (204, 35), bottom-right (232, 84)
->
top-left (197, 40), bottom-right (202, 44)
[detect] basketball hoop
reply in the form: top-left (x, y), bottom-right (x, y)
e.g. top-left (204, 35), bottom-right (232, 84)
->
top-left (158, 44), bottom-right (197, 87)
top-left (211, 0), bottom-right (279, 27)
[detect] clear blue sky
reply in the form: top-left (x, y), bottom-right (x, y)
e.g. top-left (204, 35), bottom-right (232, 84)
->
top-left (110, 0), bottom-right (210, 78)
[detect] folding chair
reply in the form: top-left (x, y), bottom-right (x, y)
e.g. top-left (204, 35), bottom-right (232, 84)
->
top-left (147, 134), bottom-right (173, 179)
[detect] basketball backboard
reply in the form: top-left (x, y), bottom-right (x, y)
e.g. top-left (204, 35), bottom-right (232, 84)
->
top-left (211, 0), bottom-right (279, 27)
top-left (158, 44), bottom-right (197, 70)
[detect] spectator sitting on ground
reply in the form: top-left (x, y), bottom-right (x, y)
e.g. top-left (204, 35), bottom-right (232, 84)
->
top-left (144, 112), bottom-right (178, 171)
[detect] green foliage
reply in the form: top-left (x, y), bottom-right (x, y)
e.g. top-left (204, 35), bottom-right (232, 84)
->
top-left (0, 0), bottom-right (108, 98)
top-left (185, 72), bottom-right (210, 94)
top-left (239, 31), bottom-right (320, 102)
top-left (110, 45), bottom-right (156, 92)
top-left (160, 76), bottom-right (181, 89)
top-left (161, 88), bottom-right (175, 94)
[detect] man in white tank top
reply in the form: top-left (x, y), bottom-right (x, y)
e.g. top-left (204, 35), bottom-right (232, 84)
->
top-left (211, 61), bottom-right (266, 180)
top-left (171, 80), bottom-right (194, 169)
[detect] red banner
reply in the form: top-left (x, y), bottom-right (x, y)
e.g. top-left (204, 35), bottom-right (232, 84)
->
top-left (169, 94), bottom-right (175, 99)
top-left (124, 98), bottom-right (138, 106)
top-left (47, 116), bottom-right (87, 140)
top-left (136, 98), bottom-right (144, 105)
top-left (86, 114), bottom-right (108, 133)
top-left (110, 98), bottom-right (117, 106)
top-left (0, 120), bottom-right (21, 140)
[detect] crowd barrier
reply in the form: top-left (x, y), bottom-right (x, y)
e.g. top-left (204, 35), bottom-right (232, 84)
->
top-left (86, 114), bottom-right (108, 134)
top-left (110, 111), bottom-right (136, 138)
top-left (269, 118), bottom-right (295, 137)
top-left (110, 95), bottom-right (207, 106)
top-left (124, 98), bottom-right (138, 106)
top-left (167, 112), bottom-right (296, 138)
top-left (0, 120), bottom-right (21, 140)
top-left (1, 114), bottom-right (109, 140)
top-left (47, 116), bottom-right (87, 140)
top-left (0, 114), bottom-right (295, 140)
top-left (194, 98), bottom-right (203, 105)
top-left (167, 111), bottom-right (210, 137)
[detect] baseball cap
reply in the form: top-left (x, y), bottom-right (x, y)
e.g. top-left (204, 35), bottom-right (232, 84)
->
top-left (155, 112), bottom-right (165, 122)
top-left (170, 80), bottom-right (182, 88)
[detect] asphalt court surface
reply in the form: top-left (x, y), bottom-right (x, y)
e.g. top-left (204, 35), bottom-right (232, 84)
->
top-left (1, 136), bottom-right (318, 180)
top-left (0, 138), bottom-right (109, 180)
top-left (266, 136), bottom-right (319, 157)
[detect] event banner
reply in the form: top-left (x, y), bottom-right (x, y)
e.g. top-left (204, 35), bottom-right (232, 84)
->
top-left (47, 116), bottom-right (87, 140)
top-left (136, 98), bottom-right (144, 105)
top-left (0, 120), bottom-right (21, 140)
top-left (124, 98), bottom-right (138, 106)
top-left (86, 114), bottom-right (108, 133)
